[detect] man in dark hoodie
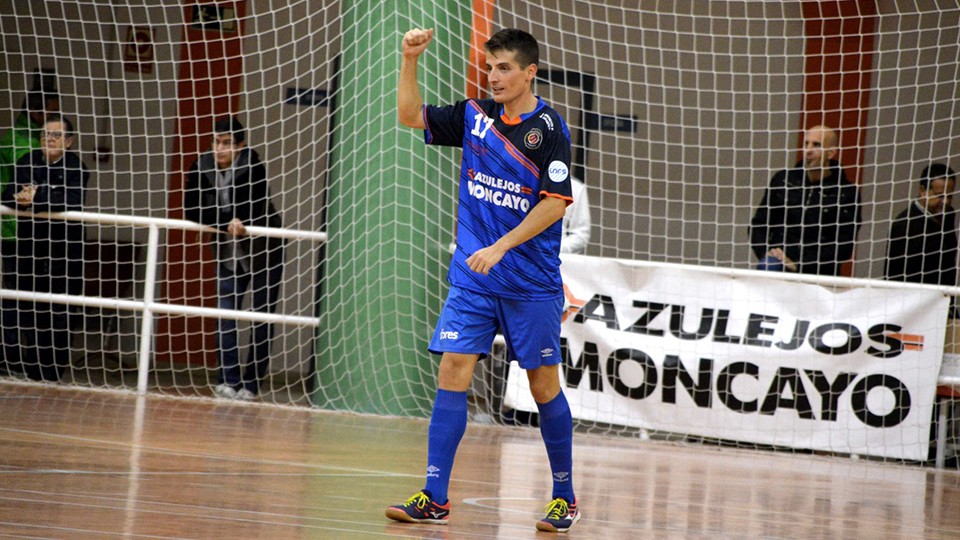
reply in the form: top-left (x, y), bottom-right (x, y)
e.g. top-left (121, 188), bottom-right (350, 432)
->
top-left (184, 116), bottom-right (285, 401)
top-left (749, 125), bottom-right (863, 276)
top-left (886, 163), bottom-right (957, 287)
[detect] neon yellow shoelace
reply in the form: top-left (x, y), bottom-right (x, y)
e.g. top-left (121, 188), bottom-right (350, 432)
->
top-left (544, 498), bottom-right (569, 519)
top-left (405, 492), bottom-right (430, 509)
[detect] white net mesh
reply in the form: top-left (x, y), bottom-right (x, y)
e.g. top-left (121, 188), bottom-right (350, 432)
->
top-left (1, 1), bottom-right (959, 464)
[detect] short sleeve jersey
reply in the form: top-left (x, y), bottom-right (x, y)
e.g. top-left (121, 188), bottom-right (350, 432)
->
top-left (423, 97), bottom-right (572, 300)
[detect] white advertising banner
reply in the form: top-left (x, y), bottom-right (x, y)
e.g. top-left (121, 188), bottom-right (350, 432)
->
top-left (504, 255), bottom-right (949, 461)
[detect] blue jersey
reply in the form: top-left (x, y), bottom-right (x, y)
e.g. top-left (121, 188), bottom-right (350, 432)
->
top-left (423, 98), bottom-right (572, 300)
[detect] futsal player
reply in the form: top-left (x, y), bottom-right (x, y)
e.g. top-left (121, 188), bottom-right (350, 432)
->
top-left (385, 27), bottom-right (580, 532)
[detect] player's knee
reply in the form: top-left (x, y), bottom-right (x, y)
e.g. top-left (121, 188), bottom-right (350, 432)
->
top-left (527, 365), bottom-right (561, 403)
top-left (437, 353), bottom-right (479, 391)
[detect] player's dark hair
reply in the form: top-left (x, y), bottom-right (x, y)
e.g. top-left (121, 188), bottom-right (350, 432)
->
top-left (213, 116), bottom-right (246, 145)
top-left (44, 113), bottom-right (74, 138)
top-left (485, 28), bottom-right (539, 68)
top-left (919, 162), bottom-right (956, 189)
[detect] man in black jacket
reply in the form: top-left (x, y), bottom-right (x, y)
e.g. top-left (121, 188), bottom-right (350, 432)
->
top-left (1, 113), bottom-right (87, 382)
top-left (885, 163), bottom-right (957, 287)
top-left (749, 125), bottom-right (863, 276)
top-left (184, 116), bottom-right (284, 401)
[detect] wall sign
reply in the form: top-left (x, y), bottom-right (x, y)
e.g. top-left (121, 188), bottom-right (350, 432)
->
top-left (191, 5), bottom-right (237, 33)
top-left (123, 26), bottom-right (154, 74)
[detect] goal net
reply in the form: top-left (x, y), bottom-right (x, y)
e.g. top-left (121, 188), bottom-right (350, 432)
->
top-left (1, 1), bottom-right (959, 464)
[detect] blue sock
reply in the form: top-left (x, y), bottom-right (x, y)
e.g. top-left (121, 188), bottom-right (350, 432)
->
top-left (423, 389), bottom-right (467, 505)
top-left (537, 391), bottom-right (575, 502)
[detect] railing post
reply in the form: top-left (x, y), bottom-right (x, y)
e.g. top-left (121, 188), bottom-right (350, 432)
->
top-left (136, 224), bottom-right (160, 395)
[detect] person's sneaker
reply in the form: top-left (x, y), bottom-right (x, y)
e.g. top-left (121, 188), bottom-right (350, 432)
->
top-left (535, 497), bottom-right (580, 533)
top-left (214, 384), bottom-right (237, 399)
top-left (385, 490), bottom-right (450, 524)
top-left (235, 388), bottom-right (256, 402)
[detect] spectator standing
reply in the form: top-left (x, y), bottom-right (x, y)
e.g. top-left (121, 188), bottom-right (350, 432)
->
top-left (184, 116), bottom-right (285, 402)
top-left (749, 125), bottom-right (863, 276)
top-left (0, 113), bottom-right (87, 382)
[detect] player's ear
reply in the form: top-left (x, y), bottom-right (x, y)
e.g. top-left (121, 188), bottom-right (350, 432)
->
top-left (525, 63), bottom-right (537, 83)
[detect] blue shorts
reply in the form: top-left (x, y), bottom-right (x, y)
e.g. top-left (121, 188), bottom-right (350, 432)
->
top-left (429, 286), bottom-right (564, 369)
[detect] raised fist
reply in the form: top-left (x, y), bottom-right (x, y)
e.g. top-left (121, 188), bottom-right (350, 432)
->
top-left (402, 28), bottom-right (434, 57)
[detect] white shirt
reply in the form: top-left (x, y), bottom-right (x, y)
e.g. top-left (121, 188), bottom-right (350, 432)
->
top-left (560, 177), bottom-right (591, 254)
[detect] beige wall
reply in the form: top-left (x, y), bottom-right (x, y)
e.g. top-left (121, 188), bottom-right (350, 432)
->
top-left (498, 1), bottom-right (806, 265)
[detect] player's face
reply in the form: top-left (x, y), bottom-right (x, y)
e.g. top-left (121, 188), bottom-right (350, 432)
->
top-left (213, 133), bottom-right (244, 169)
top-left (485, 49), bottom-right (535, 106)
top-left (40, 120), bottom-right (72, 163)
top-left (802, 128), bottom-right (837, 171)
top-left (920, 177), bottom-right (955, 215)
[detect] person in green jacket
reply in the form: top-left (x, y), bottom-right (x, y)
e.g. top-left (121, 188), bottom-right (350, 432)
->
top-left (0, 89), bottom-right (60, 376)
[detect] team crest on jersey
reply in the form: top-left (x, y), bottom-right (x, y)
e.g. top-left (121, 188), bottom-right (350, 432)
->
top-left (524, 128), bottom-right (543, 149)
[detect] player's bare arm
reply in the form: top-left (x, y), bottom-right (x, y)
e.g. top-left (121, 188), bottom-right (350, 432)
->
top-left (466, 196), bottom-right (567, 275)
top-left (398, 28), bottom-right (434, 129)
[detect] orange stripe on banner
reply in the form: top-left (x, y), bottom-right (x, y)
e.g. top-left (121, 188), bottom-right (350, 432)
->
top-left (466, 0), bottom-right (495, 98)
top-left (891, 332), bottom-right (924, 351)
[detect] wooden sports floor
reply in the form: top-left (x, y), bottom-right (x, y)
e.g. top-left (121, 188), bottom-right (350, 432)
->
top-left (2, 382), bottom-right (960, 539)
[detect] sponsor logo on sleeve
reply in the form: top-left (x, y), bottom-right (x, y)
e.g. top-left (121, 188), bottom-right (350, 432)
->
top-left (548, 161), bottom-right (569, 183)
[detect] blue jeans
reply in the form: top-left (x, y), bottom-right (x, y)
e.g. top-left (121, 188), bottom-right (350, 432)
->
top-left (216, 261), bottom-right (283, 394)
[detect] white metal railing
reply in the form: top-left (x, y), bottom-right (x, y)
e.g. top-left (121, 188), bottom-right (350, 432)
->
top-left (0, 206), bottom-right (326, 394)
top-left (5, 207), bottom-right (960, 392)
